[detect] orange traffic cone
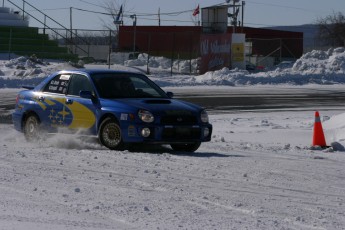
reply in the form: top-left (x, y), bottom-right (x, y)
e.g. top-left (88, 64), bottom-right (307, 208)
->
top-left (312, 111), bottom-right (327, 148)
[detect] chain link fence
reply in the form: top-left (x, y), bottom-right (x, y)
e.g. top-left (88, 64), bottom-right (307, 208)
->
top-left (245, 37), bottom-right (304, 67)
top-left (116, 30), bottom-right (201, 75)
top-left (1, 26), bottom-right (333, 73)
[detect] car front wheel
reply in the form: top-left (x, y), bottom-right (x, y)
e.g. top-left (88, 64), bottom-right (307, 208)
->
top-left (23, 114), bottom-right (40, 141)
top-left (99, 117), bottom-right (124, 150)
top-left (170, 142), bottom-right (201, 152)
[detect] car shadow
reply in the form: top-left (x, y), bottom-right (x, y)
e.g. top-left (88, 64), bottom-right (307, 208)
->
top-left (172, 152), bottom-right (245, 158)
top-left (126, 144), bottom-right (245, 158)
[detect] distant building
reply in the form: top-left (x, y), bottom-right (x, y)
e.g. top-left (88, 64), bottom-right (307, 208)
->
top-left (118, 25), bottom-right (303, 71)
top-left (0, 7), bottom-right (28, 27)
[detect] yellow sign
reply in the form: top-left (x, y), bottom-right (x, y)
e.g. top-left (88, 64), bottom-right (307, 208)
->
top-left (232, 43), bottom-right (244, 62)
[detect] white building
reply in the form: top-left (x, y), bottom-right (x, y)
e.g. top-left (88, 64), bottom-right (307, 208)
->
top-left (0, 7), bottom-right (28, 27)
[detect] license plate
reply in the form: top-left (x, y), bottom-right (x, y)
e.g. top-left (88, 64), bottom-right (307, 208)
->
top-left (176, 127), bottom-right (192, 136)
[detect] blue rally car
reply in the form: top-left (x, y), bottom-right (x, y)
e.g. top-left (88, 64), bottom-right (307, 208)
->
top-left (12, 69), bottom-right (212, 152)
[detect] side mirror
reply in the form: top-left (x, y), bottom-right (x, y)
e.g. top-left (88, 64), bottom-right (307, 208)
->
top-left (79, 90), bottom-right (94, 99)
top-left (166, 91), bottom-right (174, 98)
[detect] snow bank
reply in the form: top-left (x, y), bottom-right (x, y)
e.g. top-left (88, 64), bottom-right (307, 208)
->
top-left (324, 112), bottom-right (345, 149)
top-left (293, 47), bottom-right (345, 73)
top-left (1, 48), bottom-right (345, 88)
top-left (125, 53), bottom-right (198, 73)
top-left (190, 47), bottom-right (345, 86)
top-left (0, 56), bottom-right (81, 87)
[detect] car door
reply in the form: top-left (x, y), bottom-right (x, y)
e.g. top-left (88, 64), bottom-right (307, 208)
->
top-left (65, 74), bottom-right (97, 131)
top-left (40, 73), bottom-right (72, 128)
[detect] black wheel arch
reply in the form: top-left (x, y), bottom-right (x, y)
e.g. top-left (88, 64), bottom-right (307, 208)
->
top-left (22, 111), bottom-right (40, 130)
top-left (97, 113), bottom-right (119, 134)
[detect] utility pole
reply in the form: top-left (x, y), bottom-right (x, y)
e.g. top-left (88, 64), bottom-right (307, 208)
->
top-left (70, 7), bottom-right (73, 53)
top-left (130, 14), bottom-right (137, 52)
top-left (22, 1), bottom-right (25, 20)
top-left (227, 0), bottom-right (240, 33)
top-left (241, 1), bottom-right (245, 32)
top-left (158, 8), bottom-right (161, 26)
top-left (233, 0), bottom-right (236, 33)
top-left (70, 7), bottom-right (73, 41)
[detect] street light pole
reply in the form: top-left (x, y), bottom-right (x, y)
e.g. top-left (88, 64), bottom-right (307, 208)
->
top-left (241, 1), bottom-right (245, 32)
top-left (130, 14), bottom-right (137, 53)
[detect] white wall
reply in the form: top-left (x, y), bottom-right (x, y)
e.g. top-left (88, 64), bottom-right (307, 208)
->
top-left (231, 33), bottom-right (245, 69)
top-left (0, 7), bottom-right (28, 27)
top-left (71, 45), bottom-right (110, 61)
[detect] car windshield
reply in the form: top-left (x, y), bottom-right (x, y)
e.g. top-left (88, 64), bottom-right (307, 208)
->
top-left (91, 73), bottom-right (168, 99)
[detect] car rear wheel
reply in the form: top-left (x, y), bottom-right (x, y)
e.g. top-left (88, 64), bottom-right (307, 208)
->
top-left (99, 117), bottom-right (124, 150)
top-left (170, 142), bottom-right (201, 152)
top-left (24, 114), bottom-right (40, 141)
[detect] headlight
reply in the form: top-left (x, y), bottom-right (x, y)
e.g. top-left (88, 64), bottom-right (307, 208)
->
top-left (138, 110), bottom-right (154, 123)
top-left (200, 110), bottom-right (209, 123)
top-left (141, 128), bottom-right (151, 137)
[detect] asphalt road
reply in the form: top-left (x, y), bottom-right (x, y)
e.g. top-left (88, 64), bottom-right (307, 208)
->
top-left (1, 86), bottom-right (345, 123)
top-left (169, 86), bottom-right (345, 113)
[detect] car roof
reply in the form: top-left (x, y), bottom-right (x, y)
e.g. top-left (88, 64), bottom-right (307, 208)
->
top-left (55, 69), bottom-right (143, 76)
top-left (32, 69), bottom-right (145, 91)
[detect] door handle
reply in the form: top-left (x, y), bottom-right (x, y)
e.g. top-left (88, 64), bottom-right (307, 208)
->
top-left (65, 99), bottom-right (73, 104)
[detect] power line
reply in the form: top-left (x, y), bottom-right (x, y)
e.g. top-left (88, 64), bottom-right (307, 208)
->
top-left (71, 6), bottom-right (196, 19)
top-left (27, 7), bottom-right (70, 12)
top-left (78, 0), bottom-right (105, 9)
top-left (133, 16), bottom-right (194, 24)
top-left (245, 1), bottom-right (320, 14)
top-left (72, 7), bottom-right (112, 16)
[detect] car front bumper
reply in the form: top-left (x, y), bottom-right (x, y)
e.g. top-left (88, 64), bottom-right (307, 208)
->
top-left (122, 123), bottom-right (212, 144)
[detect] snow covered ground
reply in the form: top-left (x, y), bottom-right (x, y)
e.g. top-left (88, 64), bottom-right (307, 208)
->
top-left (0, 48), bottom-right (345, 229)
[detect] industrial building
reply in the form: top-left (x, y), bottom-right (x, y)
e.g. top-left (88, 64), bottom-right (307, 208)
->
top-left (117, 4), bottom-right (303, 73)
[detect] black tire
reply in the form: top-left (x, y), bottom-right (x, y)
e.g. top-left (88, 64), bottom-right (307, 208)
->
top-left (23, 114), bottom-right (41, 142)
top-left (170, 142), bottom-right (201, 152)
top-left (98, 117), bottom-right (124, 150)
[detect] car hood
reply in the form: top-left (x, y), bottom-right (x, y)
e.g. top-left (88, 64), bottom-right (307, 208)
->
top-left (100, 98), bottom-right (202, 115)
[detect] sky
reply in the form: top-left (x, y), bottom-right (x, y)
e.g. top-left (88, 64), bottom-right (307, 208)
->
top-left (4, 0), bottom-right (345, 30)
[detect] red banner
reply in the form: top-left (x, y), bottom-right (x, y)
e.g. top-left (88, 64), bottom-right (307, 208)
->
top-left (199, 34), bottom-right (231, 74)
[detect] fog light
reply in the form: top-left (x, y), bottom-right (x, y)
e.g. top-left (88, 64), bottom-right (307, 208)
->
top-left (141, 128), bottom-right (151, 137)
top-left (203, 127), bottom-right (210, 137)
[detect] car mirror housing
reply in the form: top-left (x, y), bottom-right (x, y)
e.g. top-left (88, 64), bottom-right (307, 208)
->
top-left (166, 91), bottom-right (174, 98)
top-left (79, 90), bottom-right (94, 99)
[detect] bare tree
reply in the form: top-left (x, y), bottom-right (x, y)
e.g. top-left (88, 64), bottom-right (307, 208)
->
top-left (100, 0), bottom-right (127, 29)
top-left (317, 11), bottom-right (345, 47)
top-left (98, 0), bottom-right (128, 51)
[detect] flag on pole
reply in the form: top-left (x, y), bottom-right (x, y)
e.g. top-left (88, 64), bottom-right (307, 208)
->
top-left (192, 4), bottom-right (199, 16)
top-left (115, 5), bottom-right (123, 22)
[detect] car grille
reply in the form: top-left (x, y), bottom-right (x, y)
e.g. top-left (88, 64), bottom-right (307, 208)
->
top-left (162, 126), bottom-right (201, 139)
top-left (160, 115), bottom-right (197, 125)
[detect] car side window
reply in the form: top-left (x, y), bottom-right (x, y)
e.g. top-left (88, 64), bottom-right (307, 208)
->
top-left (131, 77), bottom-right (161, 98)
top-left (43, 74), bottom-right (71, 94)
top-left (67, 74), bottom-right (94, 96)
